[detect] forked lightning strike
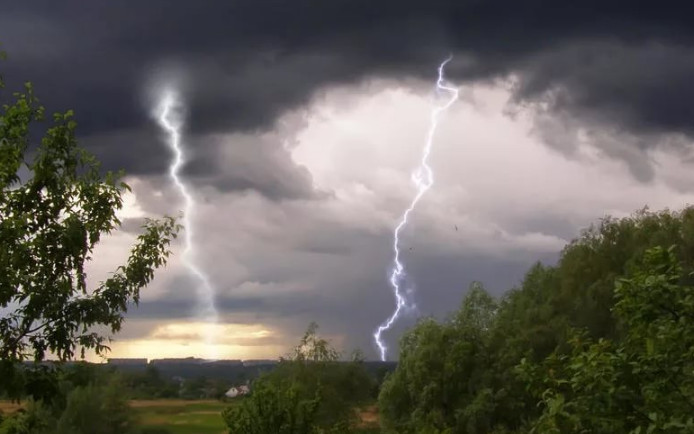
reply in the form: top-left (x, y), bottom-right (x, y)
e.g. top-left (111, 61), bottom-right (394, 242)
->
top-left (156, 89), bottom-right (219, 359)
top-left (373, 56), bottom-right (459, 361)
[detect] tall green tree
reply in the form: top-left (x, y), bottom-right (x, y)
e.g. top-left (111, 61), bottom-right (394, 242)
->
top-left (487, 207), bottom-right (694, 431)
top-left (378, 207), bottom-right (694, 433)
top-left (379, 283), bottom-right (501, 433)
top-left (56, 376), bottom-right (136, 434)
top-left (223, 323), bottom-right (374, 434)
top-left (222, 380), bottom-right (321, 434)
top-left (520, 245), bottom-right (694, 433)
top-left (0, 53), bottom-right (179, 397)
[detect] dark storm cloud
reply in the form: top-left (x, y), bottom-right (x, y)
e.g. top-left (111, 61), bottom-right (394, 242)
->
top-left (182, 133), bottom-right (318, 199)
top-left (3, 0), bottom-right (694, 192)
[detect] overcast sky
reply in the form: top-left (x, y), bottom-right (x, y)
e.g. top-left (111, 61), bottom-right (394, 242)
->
top-left (3, 1), bottom-right (694, 361)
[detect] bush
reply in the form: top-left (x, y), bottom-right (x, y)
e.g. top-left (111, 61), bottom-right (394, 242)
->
top-left (223, 323), bottom-right (375, 433)
top-left (222, 380), bottom-right (320, 434)
top-left (56, 377), bottom-right (136, 434)
top-left (0, 401), bottom-right (55, 434)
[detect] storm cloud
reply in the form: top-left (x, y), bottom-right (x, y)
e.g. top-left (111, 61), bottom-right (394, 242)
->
top-left (3, 1), bottom-right (694, 192)
top-left (4, 1), bottom-right (694, 359)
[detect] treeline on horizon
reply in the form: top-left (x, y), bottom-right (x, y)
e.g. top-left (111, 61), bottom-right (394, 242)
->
top-left (0, 358), bottom-right (396, 401)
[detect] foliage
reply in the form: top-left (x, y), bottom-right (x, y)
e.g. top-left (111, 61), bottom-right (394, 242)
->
top-left (378, 282), bottom-right (501, 433)
top-left (520, 245), bottom-right (694, 433)
top-left (0, 371), bottom-right (143, 433)
top-left (271, 323), bottom-right (375, 429)
top-left (123, 366), bottom-right (181, 399)
top-left (0, 400), bottom-right (55, 434)
top-left (56, 376), bottom-right (136, 434)
top-left (379, 207), bottom-right (694, 433)
top-left (223, 323), bottom-right (375, 433)
top-left (0, 52), bottom-right (179, 401)
top-left (222, 380), bottom-right (320, 434)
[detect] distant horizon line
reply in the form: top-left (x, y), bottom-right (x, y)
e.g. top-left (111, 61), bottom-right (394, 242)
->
top-left (25, 357), bottom-right (397, 365)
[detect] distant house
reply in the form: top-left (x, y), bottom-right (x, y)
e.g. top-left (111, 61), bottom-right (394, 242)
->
top-left (225, 384), bottom-right (250, 398)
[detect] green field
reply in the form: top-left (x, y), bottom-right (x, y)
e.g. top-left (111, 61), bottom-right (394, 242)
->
top-left (131, 400), bottom-right (229, 434)
top-left (0, 400), bottom-right (229, 434)
top-left (131, 400), bottom-right (380, 434)
top-left (0, 399), bottom-right (379, 433)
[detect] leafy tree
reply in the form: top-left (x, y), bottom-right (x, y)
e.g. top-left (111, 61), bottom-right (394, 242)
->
top-left (222, 380), bottom-right (320, 434)
top-left (0, 52), bottom-right (179, 398)
top-left (56, 376), bottom-right (136, 434)
top-left (551, 207), bottom-right (694, 341)
top-left (223, 323), bottom-right (374, 433)
top-left (379, 207), bottom-right (694, 433)
top-left (270, 323), bottom-right (374, 429)
top-left (379, 283), bottom-right (502, 433)
top-left (0, 370), bottom-right (144, 434)
top-left (486, 207), bottom-right (694, 431)
top-left (520, 245), bottom-right (694, 433)
top-left (122, 366), bottom-right (180, 399)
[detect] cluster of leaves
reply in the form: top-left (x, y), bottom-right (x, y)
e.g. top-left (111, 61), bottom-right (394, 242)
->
top-left (520, 245), bottom-right (694, 433)
top-left (379, 283), bottom-right (500, 433)
top-left (379, 207), bottom-right (694, 433)
top-left (223, 380), bottom-right (321, 434)
top-left (223, 323), bottom-right (376, 434)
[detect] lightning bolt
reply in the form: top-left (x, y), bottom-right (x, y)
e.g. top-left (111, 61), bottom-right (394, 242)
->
top-left (156, 89), bottom-right (219, 360)
top-left (373, 56), bottom-right (459, 361)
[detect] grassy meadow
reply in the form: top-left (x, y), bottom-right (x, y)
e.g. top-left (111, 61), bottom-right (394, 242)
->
top-left (0, 400), bottom-right (229, 434)
top-left (0, 399), bottom-right (380, 434)
top-left (132, 400), bottom-right (229, 434)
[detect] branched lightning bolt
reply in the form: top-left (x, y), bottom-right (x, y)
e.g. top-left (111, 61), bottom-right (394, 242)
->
top-left (373, 56), bottom-right (459, 361)
top-left (156, 89), bottom-right (219, 359)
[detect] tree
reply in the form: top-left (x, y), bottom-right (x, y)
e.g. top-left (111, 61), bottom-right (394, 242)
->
top-left (56, 376), bottom-right (136, 434)
top-left (0, 54), bottom-right (179, 396)
top-left (379, 283), bottom-right (501, 433)
top-left (222, 380), bottom-right (320, 434)
top-left (378, 207), bottom-right (694, 433)
top-left (520, 246), bottom-right (694, 433)
top-left (486, 207), bottom-right (694, 432)
top-left (223, 323), bottom-right (374, 433)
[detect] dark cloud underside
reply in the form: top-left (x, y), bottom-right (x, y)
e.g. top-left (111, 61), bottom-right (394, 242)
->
top-left (2, 1), bottom-right (694, 196)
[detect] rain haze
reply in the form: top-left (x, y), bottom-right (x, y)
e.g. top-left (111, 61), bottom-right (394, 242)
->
top-left (3, 1), bottom-right (694, 361)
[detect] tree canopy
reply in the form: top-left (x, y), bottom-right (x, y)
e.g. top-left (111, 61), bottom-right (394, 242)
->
top-left (379, 207), bottom-right (694, 433)
top-left (223, 322), bottom-right (376, 434)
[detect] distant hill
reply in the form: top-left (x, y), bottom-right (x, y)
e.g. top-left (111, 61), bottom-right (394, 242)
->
top-left (103, 358), bottom-right (397, 382)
